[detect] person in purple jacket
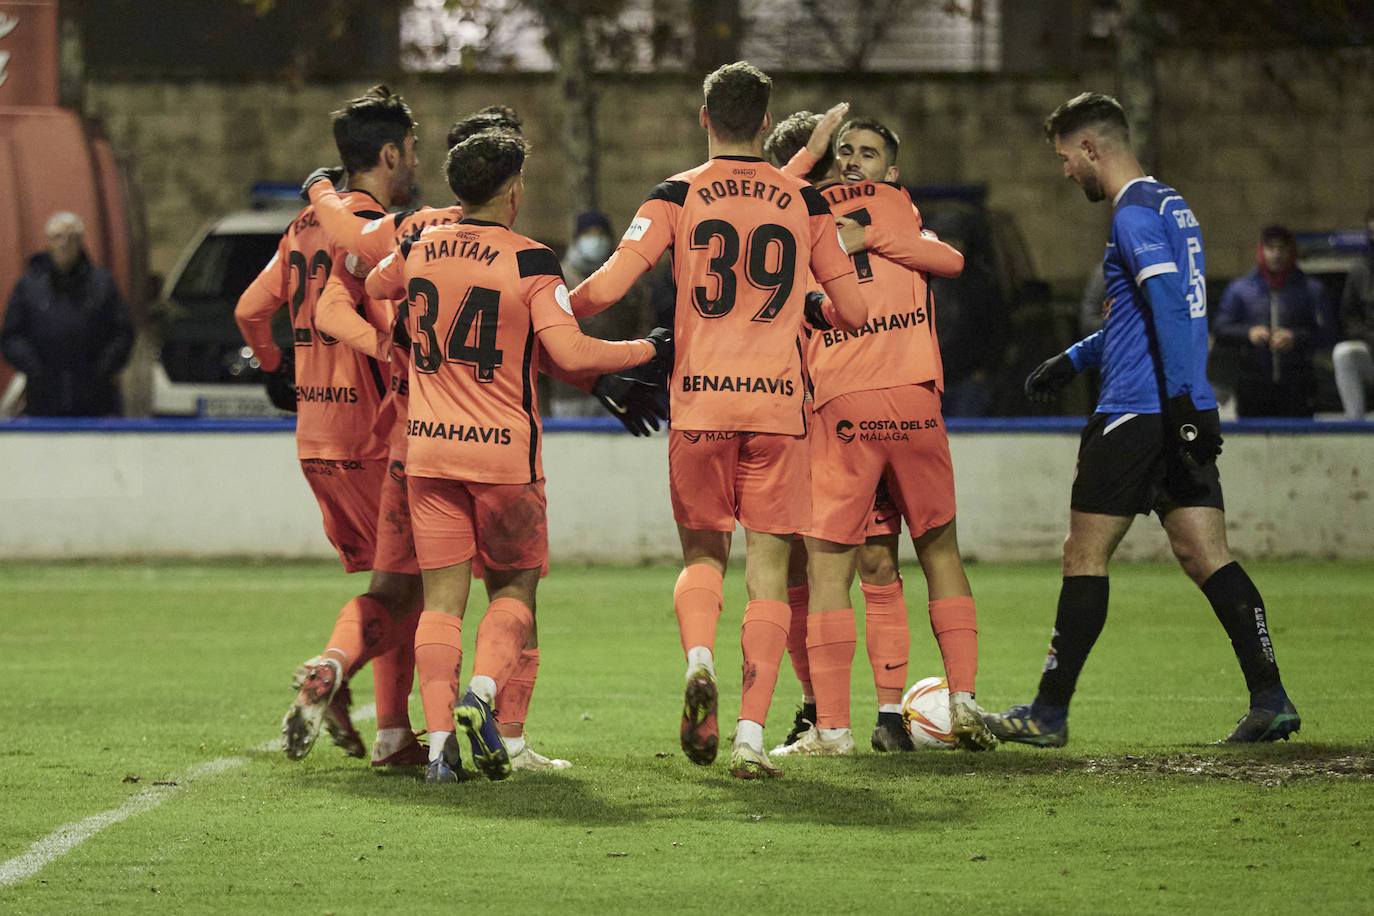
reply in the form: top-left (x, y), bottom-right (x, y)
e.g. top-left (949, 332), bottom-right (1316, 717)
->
top-left (1213, 225), bottom-right (1336, 417)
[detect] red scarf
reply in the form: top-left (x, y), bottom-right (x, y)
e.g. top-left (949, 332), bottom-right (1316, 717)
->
top-left (1256, 240), bottom-right (1295, 290)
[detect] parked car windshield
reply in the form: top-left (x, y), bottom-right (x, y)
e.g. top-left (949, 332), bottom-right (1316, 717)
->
top-left (169, 232), bottom-right (281, 304)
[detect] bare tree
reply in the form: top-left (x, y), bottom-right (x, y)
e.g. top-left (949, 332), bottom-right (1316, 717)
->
top-left (530, 1), bottom-right (604, 216)
top-left (690, 0), bottom-right (742, 71)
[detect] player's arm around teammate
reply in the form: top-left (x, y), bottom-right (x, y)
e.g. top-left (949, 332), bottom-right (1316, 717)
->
top-left (365, 128), bottom-right (662, 783)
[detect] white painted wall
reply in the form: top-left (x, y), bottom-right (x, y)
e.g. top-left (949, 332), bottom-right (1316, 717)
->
top-left (0, 427), bottom-right (1369, 563)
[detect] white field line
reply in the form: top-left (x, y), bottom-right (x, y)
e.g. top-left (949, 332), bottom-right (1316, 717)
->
top-left (0, 703), bottom-right (376, 888)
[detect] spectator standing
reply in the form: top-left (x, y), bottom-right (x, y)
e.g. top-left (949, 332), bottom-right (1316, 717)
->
top-left (1333, 208), bottom-right (1374, 420)
top-left (1213, 225), bottom-right (1335, 417)
top-left (2, 211), bottom-right (133, 417)
top-left (547, 210), bottom-right (657, 418)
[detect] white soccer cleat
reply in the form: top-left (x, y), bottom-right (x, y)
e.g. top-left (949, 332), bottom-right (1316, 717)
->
top-left (949, 691), bottom-right (998, 751)
top-left (281, 656), bottom-right (343, 761)
top-left (771, 726), bottom-right (855, 756)
top-left (729, 742), bottom-right (783, 779)
top-left (510, 742), bottom-right (572, 771)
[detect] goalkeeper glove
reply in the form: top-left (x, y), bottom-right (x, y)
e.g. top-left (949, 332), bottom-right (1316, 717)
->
top-left (593, 371), bottom-right (670, 436)
top-left (1164, 392), bottom-right (1223, 465)
top-left (1024, 352), bottom-right (1077, 402)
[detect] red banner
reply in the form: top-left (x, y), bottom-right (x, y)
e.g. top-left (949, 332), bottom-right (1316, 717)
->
top-left (0, 0), bottom-right (58, 107)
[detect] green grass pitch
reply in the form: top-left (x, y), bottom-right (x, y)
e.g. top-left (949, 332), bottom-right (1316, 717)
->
top-left (1, 560), bottom-right (1370, 914)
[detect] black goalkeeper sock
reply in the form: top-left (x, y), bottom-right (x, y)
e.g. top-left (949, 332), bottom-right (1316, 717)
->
top-left (1201, 561), bottom-right (1281, 697)
top-left (1034, 576), bottom-right (1110, 709)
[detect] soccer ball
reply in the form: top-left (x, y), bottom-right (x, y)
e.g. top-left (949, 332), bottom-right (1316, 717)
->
top-left (901, 676), bottom-right (957, 749)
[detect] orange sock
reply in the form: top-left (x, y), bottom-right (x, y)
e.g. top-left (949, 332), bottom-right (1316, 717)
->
top-left (738, 599), bottom-right (791, 726)
top-left (372, 608), bottom-right (420, 732)
top-left (862, 579), bottom-right (910, 707)
top-left (673, 564), bottom-right (723, 655)
top-left (472, 598), bottom-right (535, 686)
top-left (414, 611), bottom-right (462, 735)
top-left (495, 648), bottom-right (539, 736)
top-left (785, 584), bottom-right (813, 696)
top-left (930, 596), bottom-right (978, 695)
top-left (805, 607), bottom-right (856, 729)
top-left (328, 595), bottom-right (394, 676)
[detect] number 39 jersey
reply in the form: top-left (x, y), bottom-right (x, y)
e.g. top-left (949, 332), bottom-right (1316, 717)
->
top-left (618, 155), bottom-right (854, 435)
top-left (369, 218), bottom-right (577, 485)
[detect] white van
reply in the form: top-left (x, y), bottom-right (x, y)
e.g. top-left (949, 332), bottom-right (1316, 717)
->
top-left (150, 202), bottom-right (296, 417)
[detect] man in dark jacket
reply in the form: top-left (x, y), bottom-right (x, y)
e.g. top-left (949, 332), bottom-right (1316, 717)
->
top-left (1213, 224), bottom-right (1336, 417)
top-left (2, 211), bottom-right (133, 416)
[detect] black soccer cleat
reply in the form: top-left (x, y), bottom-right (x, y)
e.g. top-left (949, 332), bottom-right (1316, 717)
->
top-left (1222, 699), bottom-right (1301, 744)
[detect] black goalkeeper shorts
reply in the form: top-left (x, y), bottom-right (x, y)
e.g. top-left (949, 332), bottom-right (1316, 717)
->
top-left (1070, 410), bottom-right (1224, 518)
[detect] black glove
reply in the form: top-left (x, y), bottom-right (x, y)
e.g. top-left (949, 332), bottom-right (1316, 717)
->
top-left (803, 291), bottom-right (833, 331)
top-left (1024, 352), bottom-right (1078, 402)
top-left (644, 326), bottom-right (674, 366)
top-left (1164, 392), bottom-right (1222, 465)
top-left (264, 346), bottom-right (297, 413)
top-left (593, 371), bottom-right (670, 436)
top-left (300, 166), bottom-right (345, 202)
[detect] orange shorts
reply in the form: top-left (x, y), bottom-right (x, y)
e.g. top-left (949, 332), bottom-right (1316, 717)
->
top-left (372, 455), bottom-right (420, 576)
top-left (408, 475), bottom-right (549, 573)
top-left (300, 457), bottom-right (387, 573)
top-left (866, 476), bottom-right (903, 539)
top-left (808, 383), bottom-right (955, 545)
top-left (668, 429), bottom-right (810, 534)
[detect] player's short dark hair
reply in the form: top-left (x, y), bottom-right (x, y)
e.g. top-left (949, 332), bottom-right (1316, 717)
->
top-left (1044, 92), bottom-right (1129, 143)
top-left (446, 108), bottom-right (523, 149)
top-left (765, 111), bottom-right (835, 184)
top-left (446, 128), bottom-right (529, 206)
top-left (702, 61), bottom-right (771, 143)
top-left (331, 85), bottom-right (416, 174)
top-left (476, 104), bottom-right (522, 127)
top-left (837, 117), bottom-right (900, 165)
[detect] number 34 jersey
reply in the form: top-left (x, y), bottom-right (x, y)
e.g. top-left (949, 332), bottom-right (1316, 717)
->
top-left (618, 155), bottom-right (855, 436)
top-left (367, 218), bottom-right (578, 485)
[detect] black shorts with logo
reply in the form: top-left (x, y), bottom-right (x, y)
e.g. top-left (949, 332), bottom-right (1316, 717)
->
top-left (1070, 410), bottom-right (1224, 518)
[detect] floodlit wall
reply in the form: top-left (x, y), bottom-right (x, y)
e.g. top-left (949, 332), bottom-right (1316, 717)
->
top-left (1, 423), bottom-right (1368, 563)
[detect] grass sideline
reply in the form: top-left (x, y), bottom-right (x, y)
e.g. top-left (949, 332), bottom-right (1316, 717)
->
top-left (0, 559), bottom-right (1370, 914)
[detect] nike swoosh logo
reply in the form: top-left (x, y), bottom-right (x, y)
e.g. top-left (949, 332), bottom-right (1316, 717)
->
top-left (883, 662), bottom-right (904, 670)
top-left (873, 515), bottom-right (898, 526)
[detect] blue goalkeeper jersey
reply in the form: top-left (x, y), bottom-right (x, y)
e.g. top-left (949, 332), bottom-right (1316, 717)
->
top-left (1069, 177), bottom-right (1217, 414)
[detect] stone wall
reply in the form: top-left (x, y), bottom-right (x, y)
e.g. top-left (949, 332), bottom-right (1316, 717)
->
top-left (84, 48), bottom-right (1374, 292)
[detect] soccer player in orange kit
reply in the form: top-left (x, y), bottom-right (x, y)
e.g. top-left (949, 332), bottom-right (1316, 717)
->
top-left (365, 127), bottom-right (669, 783)
top-left (569, 62), bottom-right (867, 779)
top-left (771, 113), bottom-right (998, 754)
top-left (234, 85), bottom-right (427, 766)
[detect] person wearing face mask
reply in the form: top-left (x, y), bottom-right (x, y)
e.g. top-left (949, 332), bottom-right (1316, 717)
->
top-left (2, 211), bottom-right (134, 417)
top-left (1213, 224), bottom-right (1336, 418)
top-left (1332, 208), bottom-right (1374, 420)
top-left (545, 210), bottom-right (657, 417)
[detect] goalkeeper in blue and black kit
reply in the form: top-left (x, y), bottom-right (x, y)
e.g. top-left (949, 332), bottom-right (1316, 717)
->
top-left (983, 92), bottom-right (1299, 746)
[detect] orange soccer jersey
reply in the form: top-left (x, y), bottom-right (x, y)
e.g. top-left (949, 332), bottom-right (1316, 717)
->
top-left (804, 180), bottom-right (964, 409)
top-left (606, 156), bottom-right (859, 435)
top-left (367, 219), bottom-right (653, 484)
top-left (235, 192), bottom-right (391, 460)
